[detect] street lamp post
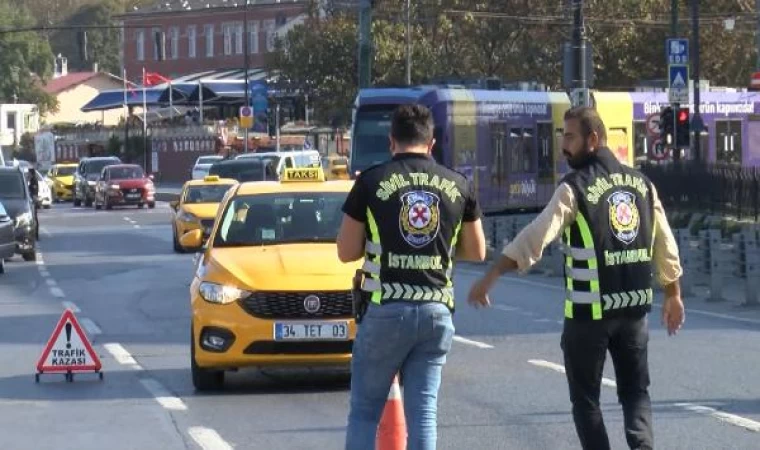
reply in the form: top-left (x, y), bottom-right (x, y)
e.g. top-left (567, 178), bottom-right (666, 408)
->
top-left (243, 0), bottom-right (250, 154)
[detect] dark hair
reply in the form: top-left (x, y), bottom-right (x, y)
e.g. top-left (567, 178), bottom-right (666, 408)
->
top-left (564, 106), bottom-right (607, 145)
top-left (390, 104), bottom-right (434, 146)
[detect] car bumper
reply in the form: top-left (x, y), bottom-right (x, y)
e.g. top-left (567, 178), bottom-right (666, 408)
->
top-left (107, 192), bottom-right (155, 205)
top-left (192, 296), bottom-right (355, 369)
top-left (55, 185), bottom-right (73, 200)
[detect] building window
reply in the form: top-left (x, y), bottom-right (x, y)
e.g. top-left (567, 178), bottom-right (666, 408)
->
top-left (223, 23), bottom-right (232, 56)
top-left (136, 30), bottom-right (145, 61)
top-left (6, 112), bottom-right (15, 131)
top-left (152, 27), bottom-right (162, 60)
top-left (204, 24), bottom-right (214, 57)
top-left (170, 27), bottom-right (179, 60)
top-left (263, 19), bottom-right (275, 52)
top-left (235, 22), bottom-right (244, 55)
top-left (188, 26), bottom-right (196, 58)
top-left (248, 21), bottom-right (259, 54)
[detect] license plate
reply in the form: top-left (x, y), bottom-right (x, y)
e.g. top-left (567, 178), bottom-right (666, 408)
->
top-left (274, 321), bottom-right (348, 341)
top-left (126, 193), bottom-right (140, 199)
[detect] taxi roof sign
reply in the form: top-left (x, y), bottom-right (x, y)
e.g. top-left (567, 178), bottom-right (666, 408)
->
top-left (204, 175), bottom-right (221, 182)
top-left (281, 167), bottom-right (325, 182)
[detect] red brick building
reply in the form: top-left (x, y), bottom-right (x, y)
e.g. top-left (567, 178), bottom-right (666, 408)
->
top-left (117, 0), bottom-right (309, 82)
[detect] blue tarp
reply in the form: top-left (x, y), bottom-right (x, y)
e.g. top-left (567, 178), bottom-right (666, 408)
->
top-left (80, 88), bottom-right (167, 112)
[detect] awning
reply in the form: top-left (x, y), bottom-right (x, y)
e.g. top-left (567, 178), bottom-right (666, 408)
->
top-left (80, 88), bottom-right (166, 112)
top-left (157, 82), bottom-right (197, 103)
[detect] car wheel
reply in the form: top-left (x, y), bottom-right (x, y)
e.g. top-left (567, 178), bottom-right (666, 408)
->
top-left (137, 203), bottom-right (144, 209)
top-left (85, 197), bottom-right (93, 207)
top-left (173, 227), bottom-right (185, 253)
top-left (73, 194), bottom-right (81, 207)
top-left (191, 328), bottom-right (224, 391)
top-left (148, 202), bottom-right (156, 209)
top-left (22, 251), bottom-right (37, 262)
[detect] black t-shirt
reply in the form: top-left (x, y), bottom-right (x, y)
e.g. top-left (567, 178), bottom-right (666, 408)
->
top-left (342, 152), bottom-right (481, 293)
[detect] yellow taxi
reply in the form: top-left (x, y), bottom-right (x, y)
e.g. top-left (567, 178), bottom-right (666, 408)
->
top-left (170, 175), bottom-right (238, 253)
top-left (322, 155), bottom-right (350, 181)
top-left (178, 167), bottom-right (360, 390)
top-left (48, 163), bottom-right (78, 201)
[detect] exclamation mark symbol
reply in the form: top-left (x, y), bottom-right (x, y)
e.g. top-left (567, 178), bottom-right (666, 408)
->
top-left (65, 322), bottom-right (72, 349)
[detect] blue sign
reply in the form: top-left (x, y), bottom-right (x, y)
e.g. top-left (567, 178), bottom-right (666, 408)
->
top-left (666, 38), bottom-right (689, 65)
top-left (668, 64), bottom-right (689, 104)
top-left (249, 80), bottom-right (269, 133)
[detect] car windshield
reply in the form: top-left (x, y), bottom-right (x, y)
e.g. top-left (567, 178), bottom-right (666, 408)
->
top-left (214, 192), bottom-right (347, 247)
top-left (56, 166), bottom-right (76, 176)
top-left (87, 160), bottom-right (119, 174)
top-left (183, 184), bottom-right (234, 204)
top-left (209, 162), bottom-right (277, 182)
top-left (109, 167), bottom-right (144, 179)
top-left (0, 172), bottom-right (25, 199)
top-left (198, 156), bottom-right (222, 165)
top-left (236, 154), bottom-right (281, 167)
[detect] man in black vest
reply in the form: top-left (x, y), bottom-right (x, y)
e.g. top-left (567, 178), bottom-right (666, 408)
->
top-left (337, 104), bottom-right (487, 449)
top-left (468, 106), bottom-right (685, 450)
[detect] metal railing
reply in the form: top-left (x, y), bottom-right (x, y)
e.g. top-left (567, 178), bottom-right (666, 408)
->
top-left (641, 162), bottom-right (760, 221)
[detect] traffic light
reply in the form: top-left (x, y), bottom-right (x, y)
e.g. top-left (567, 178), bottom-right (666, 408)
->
top-left (659, 106), bottom-right (674, 145)
top-left (77, 31), bottom-right (88, 62)
top-left (155, 31), bottom-right (166, 61)
top-left (675, 107), bottom-right (690, 148)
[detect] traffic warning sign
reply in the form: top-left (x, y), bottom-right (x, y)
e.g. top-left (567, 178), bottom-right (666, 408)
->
top-left (36, 309), bottom-right (102, 382)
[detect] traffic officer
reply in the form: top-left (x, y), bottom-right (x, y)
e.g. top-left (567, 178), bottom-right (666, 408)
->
top-left (337, 104), bottom-right (487, 450)
top-left (468, 106), bottom-right (685, 450)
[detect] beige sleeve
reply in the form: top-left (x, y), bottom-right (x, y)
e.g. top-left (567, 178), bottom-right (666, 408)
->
top-left (502, 183), bottom-right (577, 273)
top-left (651, 185), bottom-right (684, 286)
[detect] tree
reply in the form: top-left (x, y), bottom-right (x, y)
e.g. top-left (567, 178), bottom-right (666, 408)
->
top-left (50, 0), bottom-right (124, 74)
top-left (0, 0), bottom-right (57, 113)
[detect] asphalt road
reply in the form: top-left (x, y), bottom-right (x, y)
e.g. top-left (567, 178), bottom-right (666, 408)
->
top-left (1, 202), bottom-right (760, 449)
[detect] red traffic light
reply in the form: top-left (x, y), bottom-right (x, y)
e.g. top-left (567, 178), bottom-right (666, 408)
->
top-left (677, 109), bottom-right (689, 124)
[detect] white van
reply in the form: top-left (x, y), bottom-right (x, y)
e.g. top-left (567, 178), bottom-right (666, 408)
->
top-left (191, 155), bottom-right (224, 180)
top-left (234, 150), bottom-right (321, 177)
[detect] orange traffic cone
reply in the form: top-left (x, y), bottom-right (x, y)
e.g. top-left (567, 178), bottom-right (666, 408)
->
top-left (376, 374), bottom-right (407, 450)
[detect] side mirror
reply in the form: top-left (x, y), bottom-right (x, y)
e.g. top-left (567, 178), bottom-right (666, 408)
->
top-left (179, 229), bottom-right (203, 250)
top-left (169, 200), bottom-right (179, 211)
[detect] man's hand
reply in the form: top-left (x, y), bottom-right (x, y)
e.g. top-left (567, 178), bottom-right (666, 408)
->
top-left (662, 295), bottom-right (685, 336)
top-left (467, 276), bottom-right (494, 309)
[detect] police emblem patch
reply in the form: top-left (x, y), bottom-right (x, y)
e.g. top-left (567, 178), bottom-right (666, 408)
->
top-left (399, 191), bottom-right (441, 248)
top-left (607, 191), bottom-right (640, 245)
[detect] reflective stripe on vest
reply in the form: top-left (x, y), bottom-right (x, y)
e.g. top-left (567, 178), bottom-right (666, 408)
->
top-left (563, 212), bottom-right (602, 320)
top-left (363, 209), bottom-right (382, 303)
top-left (602, 289), bottom-right (653, 310)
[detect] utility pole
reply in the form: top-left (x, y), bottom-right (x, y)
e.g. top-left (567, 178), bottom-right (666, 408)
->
top-left (405, 0), bottom-right (411, 85)
top-left (691, 0), bottom-right (703, 162)
top-left (358, 0), bottom-right (372, 89)
top-left (243, 0), bottom-right (250, 154)
top-left (571, 0), bottom-right (590, 107)
top-left (671, 0), bottom-right (681, 164)
top-left (756, 0), bottom-right (760, 70)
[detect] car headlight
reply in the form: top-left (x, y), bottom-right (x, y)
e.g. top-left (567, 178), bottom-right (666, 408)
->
top-left (87, 180), bottom-right (97, 186)
top-left (199, 282), bottom-right (251, 304)
top-left (109, 184), bottom-right (121, 190)
top-left (15, 211), bottom-right (32, 227)
top-left (178, 210), bottom-right (199, 223)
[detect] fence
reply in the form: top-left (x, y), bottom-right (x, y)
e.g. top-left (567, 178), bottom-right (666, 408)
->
top-left (481, 215), bottom-right (760, 306)
top-left (641, 162), bottom-right (760, 221)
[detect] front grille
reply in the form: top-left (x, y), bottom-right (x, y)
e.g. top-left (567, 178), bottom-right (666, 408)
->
top-left (244, 340), bottom-right (353, 355)
top-left (241, 291), bottom-right (353, 319)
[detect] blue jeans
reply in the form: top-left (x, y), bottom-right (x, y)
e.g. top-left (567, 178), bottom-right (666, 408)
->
top-left (345, 301), bottom-right (455, 450)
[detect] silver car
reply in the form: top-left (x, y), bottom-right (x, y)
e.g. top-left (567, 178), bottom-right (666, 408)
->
top-left (0, 202), bottom-right (15, 274)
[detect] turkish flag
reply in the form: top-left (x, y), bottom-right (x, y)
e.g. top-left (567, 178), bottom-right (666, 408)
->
top-left (143, 71), bottom-right (170, 86)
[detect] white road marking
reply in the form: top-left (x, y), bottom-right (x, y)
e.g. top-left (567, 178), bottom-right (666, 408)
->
top-left (530, 359), bottom-right (760, 432)
top-left (80, 318), bottom-right (102, 336)
top-left (528, 359), bottom-right (617, 387)
top-left (492, 304), bottom-right (519, 312)
top-left (61, 301), bottom-right (80, 313)
top-left (45, 279), bottom-right (57, 287)
top-left (458, 267), bottom-right (760, 327)
top-left (533, 318), bottom-right (554, 323)
top-left (40, 226), bottom-right (52, 238)
top-left (122, 217), bottom-right (131, 222)
top-left (103, 342), bottom-right (141, 369)
top-left (673, 403), bottom-right (760, 433)
top-left (139, 378), bottom-right (187, 411)
top-left (188, 426), bottom-right (235, 450)
top-left (38, 268), bottom-right (50, 277)
top-left (35, 259), bottom-right (44, 266)
top-left (49, 287), bottom-right (65, 298)
top-left (453, 335), bottom-right (494, 349)
top-left (133, 224), bottom-right (141, 229)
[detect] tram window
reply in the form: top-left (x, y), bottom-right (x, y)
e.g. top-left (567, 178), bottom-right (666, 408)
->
top-left (522, 129), bottom-right (534, 172)
top-left (509, 128), bottom-right (522, 173)
top-left (537, 123), bottom-right (553, 179)
top-left (633, 122), bottom-right (647, 160)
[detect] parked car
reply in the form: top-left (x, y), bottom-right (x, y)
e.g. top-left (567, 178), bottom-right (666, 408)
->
top-left (0, 201), bottom-right (15, 274)
top-left (73, 156), bottom-right (122, 207)
top-left (0, 166), bottom-right (38, 261)
top-left (23, 170), bottom-right (52, 209)
top-left (192, 155), bottom-right (224, 180)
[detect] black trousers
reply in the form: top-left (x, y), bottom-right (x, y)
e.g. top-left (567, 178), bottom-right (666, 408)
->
top-left (561, 314), bottom-right (653, 450)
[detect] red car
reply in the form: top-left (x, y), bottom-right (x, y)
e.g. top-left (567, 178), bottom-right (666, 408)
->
top-left (93, 164), bottom-right (156, 209)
